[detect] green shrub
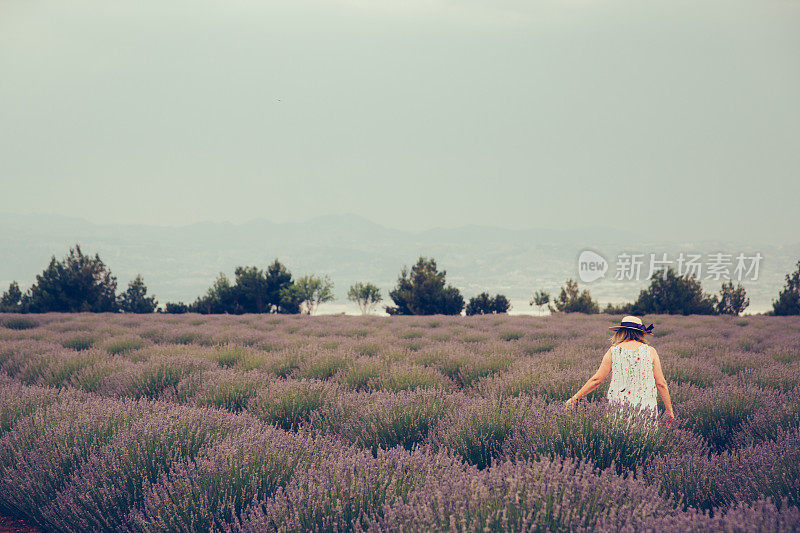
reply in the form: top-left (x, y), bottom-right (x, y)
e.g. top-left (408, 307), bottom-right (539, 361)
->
top-left (209, 344), bottom-right (250, 368)
top-left (498, 330), bottom-right (524, 341)
top-left (62, 334), bottom-right (95, 351)
top-left (742, 366), bottom-right (800, 392)
top-left (665, 361), bottom-right (720, 388)
top-left (523, 340), bottom-right (556, 355)
top-left (339, 360), bottom-right (383, 391)
top-left (456, 356), bottom-right (512, 388)
top-left (437, 354), bottom-right (468, 381)
top-left (117, 358), bottom-right (201, 400)
top-left (104, 337), bottom-right (146, 356)
top-left (511, 402), bottom-right (699, 476)
top-left (41, 407), bottom-right (244, 531)
top-left (379, 364), bottom-right (450, 392)
top-left (682, 387), bottom-right (765, 450)
top-left (738, 339), bottom-right (764, 353)
top-left (343, 328), bottom-right (370, 338)
top-left (0, 397), bottom-right (147, 524)
top-left (0, 383), bottom-right (60, 435)
top-left (299, 354), bottom-right (350, 380)
top-left (174, 331), bottom-right (202, 345)
top-left (247, 380), bottom-right (335, 430)
top-left (1, 317), bottom-right (38, 330)
top-left (38, 352), bottom-right (101, 388)
top-left (771, 349), bottom-right (799, 364)
top-left (263, 352), bottom-right (304, 378)
top-left (130, 428), bottom-right (318, 532)
top-left (319, 390), bottom-right (456, 454)
top-left (236, 444), bottom-right (440, 532)
top-left (69, 360), bottom-right (120, 392)
top-left (354, 342), bottom-right (381, 357)
top-left (197, 373), bottom-right (263, 412)
top-left (718, 357), bottom-right (758, 376)
top-left (438, 396), bottom-right (532, 469)
top-left (404, 340), bottom-right (424, 352)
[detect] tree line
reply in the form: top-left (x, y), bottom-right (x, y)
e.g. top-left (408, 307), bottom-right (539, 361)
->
top-left (532, 261), bottom-right (800, 317)
top-left (1, 244), bottom-right (799, 316)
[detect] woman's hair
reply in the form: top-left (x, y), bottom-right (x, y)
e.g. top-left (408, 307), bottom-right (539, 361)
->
top-left (610, 328), bottom-right (647, 345)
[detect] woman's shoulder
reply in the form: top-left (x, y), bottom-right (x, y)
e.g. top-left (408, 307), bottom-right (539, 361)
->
top-left (612, 340), bottom-right (648, 349)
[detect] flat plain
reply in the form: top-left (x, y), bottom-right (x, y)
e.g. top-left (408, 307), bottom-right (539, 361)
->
top-left (0, 312), bottom-right (798, 531)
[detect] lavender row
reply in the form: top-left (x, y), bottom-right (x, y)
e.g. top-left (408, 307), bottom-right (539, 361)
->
top-left (1, 313), bottom-right (799, 530)
top-left (0, 385), bottom-right (796, 532)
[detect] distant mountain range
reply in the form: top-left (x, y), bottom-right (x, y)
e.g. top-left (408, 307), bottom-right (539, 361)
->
top-left (1, 213), bottom-right (797, 314)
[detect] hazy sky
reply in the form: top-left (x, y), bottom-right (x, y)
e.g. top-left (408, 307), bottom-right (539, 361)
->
top-left (1, 0), bottom-right (798, 242)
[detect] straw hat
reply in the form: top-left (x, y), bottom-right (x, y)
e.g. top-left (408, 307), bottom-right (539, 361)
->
top-left (608, 315), bottom-right (654, 334)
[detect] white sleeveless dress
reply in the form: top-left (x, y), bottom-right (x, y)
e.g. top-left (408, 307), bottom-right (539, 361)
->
top-left (607, 343), bottom-right (658, 414)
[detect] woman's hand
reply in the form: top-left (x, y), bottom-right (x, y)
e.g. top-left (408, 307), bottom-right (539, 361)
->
top-left (564, 396), bottom-right (577, 411)
top-left (664, 409), bottom-right (675, 426)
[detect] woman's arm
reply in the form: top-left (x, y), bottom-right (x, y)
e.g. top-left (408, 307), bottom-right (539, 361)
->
top-left (651, 347), bottom-right (675, 423)
top-left (564, 348), bottom-right (612, 408)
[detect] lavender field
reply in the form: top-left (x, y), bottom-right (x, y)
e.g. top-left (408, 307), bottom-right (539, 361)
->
top-left (0, 313), bottom-right (798, 532)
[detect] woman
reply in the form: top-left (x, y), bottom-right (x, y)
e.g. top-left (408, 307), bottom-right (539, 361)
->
top-left (564, 316), bottom-right (675, 424)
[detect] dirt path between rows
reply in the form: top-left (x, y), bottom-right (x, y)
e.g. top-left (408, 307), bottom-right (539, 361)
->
top-left (0, 515), bottom-right (39, 533)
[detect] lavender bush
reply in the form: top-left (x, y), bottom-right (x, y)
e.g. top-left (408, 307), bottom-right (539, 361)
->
top-left (365, 457), bottom-right (679, 532)
top-left (41, 405), bottom-right (251, 532)
top-left (0, 312), bottom-right (798, 531)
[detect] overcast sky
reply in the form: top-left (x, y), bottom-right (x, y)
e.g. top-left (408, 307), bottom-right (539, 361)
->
top-left (1, 0), bottom-right (798, 242)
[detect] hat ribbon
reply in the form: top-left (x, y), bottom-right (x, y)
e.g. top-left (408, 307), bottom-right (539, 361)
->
top-left (620, 321), bottom-right (654, 333)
